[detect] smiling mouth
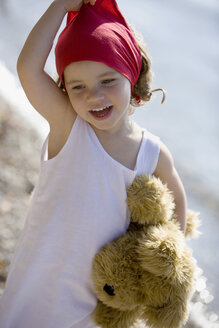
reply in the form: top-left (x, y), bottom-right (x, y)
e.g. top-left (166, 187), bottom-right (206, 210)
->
top-left (89, 105), bottom-right (113, 118)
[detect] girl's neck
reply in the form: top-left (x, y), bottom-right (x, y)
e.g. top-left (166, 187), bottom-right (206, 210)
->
top-left (91, 116), bottom-right (134, 142)
top-left (89, 116), bottom-right (143, 171)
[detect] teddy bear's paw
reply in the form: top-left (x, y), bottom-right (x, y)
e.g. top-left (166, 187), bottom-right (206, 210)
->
top-left (142, 300), bottom-right (189, 328)
top-left (126, 175), bottom-right (175, 225)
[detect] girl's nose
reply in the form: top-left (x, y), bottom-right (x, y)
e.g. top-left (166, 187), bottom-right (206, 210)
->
top-left (86, 87), bottom-right (104, 103)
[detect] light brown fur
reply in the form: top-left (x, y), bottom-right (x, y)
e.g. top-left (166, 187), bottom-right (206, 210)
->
top-left (91, 175), bottom-right (200, 328)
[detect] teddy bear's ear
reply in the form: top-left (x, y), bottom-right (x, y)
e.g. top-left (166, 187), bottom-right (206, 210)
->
top-left (126, 175), bottom-right (175, 225)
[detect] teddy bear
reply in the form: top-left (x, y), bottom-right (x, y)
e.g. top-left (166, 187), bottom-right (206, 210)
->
top-left (91, 174), bottom-right (200, 328)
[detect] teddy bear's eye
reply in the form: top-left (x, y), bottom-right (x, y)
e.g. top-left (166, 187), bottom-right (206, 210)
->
top-left (103, 284), bottom-right (115, 296)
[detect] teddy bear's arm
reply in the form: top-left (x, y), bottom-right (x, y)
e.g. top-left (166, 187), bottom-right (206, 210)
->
top-left (92, 300), bottom-right (142, 328)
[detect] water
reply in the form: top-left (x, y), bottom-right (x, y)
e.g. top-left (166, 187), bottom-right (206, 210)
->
top-left (0, 0), bottom-right (219, 316)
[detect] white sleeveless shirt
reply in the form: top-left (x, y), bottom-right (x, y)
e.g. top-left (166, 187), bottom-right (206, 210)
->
top-left (0, 116), bottom-right (160, 328)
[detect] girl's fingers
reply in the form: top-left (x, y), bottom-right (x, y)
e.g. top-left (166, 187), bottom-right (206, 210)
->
top-left (83, 0), bottom-right (96, 5)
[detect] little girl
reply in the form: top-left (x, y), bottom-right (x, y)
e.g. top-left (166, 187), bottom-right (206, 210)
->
top-left (0, 0), bottom-right (187, 327)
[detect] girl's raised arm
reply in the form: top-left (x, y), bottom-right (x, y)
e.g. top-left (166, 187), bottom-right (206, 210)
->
top-left (17, 0), bottom-right (95, 127)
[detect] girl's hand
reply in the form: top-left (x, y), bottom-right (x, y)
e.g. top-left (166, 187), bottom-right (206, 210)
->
top-left (55, 0), bottom-right (96, 12)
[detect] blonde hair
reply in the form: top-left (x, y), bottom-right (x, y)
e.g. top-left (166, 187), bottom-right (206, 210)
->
top-left (129, 26), bottom-right (165, 107)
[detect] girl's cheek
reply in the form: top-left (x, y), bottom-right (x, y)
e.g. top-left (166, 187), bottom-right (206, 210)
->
top-left (114, 82), bottom-right (131, 99)
top-left (68, 91), bottom-right (84, 103)
top-left (67, 94), bottom-right (79, 111)
top-left (109, 83), bottom-right (126, 96)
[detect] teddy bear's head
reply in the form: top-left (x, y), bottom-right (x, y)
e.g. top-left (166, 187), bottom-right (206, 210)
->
top-left (91, 175), bottom-right (198, 328)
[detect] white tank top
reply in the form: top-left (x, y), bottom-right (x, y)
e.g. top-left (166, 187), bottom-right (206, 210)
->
top-left (0, 115), bottom-right (160, 328)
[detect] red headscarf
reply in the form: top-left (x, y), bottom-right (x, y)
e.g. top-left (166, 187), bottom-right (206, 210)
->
top-left (55, 0), bottom-right (142, 89)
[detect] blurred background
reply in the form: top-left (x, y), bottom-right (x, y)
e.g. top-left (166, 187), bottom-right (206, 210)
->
top-left (0, 0), bottom-right (218, 326)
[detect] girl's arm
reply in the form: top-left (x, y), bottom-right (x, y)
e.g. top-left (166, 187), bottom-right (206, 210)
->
top-left (17, 0), bottom-right (95, 127)
top-left (154, 143), bottom-right (187, 233)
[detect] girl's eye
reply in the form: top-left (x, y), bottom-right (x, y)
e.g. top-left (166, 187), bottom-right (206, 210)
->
top-left (72, 85), bottom-right (84, 90)
top-left (102, 79), bottom-right (116, 85)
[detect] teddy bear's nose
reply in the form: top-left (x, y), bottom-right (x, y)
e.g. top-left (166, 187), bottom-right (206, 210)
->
top-left (103, 284), bottom-right (115, 296)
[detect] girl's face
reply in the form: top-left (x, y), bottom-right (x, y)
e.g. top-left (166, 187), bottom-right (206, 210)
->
top-left (64, 61), bottom-right (132, 134)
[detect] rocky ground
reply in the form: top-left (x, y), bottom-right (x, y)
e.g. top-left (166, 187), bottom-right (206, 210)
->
top-left (0, 99), bottom-right (41, 294)
top-left (0, 97), bottom-right (218, 327)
